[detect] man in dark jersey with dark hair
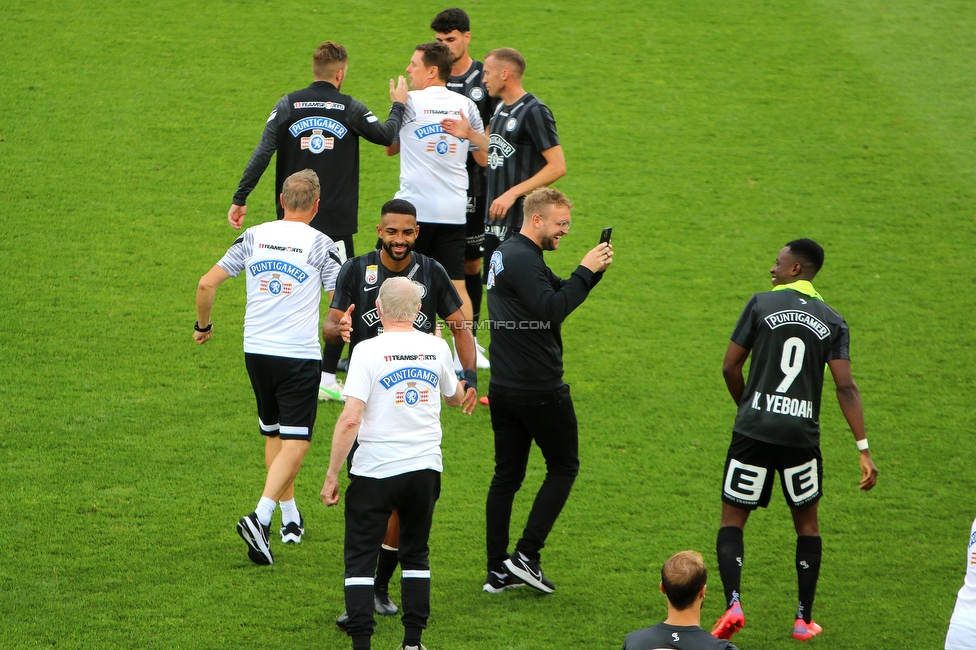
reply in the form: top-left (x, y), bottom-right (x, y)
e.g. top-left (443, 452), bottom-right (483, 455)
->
top-left (623, 551), bottom-right (738, 650)
top-left (431, 8), bottom-right (498, 369)
top-left (711, 239), bottom-right (878, 643)
top-left (227, 41), bottom-right (409, 402)
top-left (324, 199), bottom-right (478, 627)
top-left (439, 47), bottom-right (565, 282)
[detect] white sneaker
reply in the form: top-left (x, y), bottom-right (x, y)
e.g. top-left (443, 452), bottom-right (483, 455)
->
top-left (318, 380), bottom-right (345, 402)
top-left (475, 342), bottom-right (490, 369)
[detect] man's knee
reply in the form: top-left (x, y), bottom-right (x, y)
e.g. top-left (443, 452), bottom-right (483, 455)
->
top-left (279, 438), bottom-right (311, 458)
top-left (543, 453), bottom-right (579, 479)
top-left (489, 467), bottom-right (527, 496)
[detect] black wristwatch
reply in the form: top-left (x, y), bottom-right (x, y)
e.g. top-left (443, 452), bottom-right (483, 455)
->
top-left (194, 321), bottom-right (213, 333)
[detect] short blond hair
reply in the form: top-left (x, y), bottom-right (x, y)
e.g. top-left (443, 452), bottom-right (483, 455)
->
top-left (523, 187), bottom-right (573, 219)
top-left (281, 169), bottom-right (320, 212)
top-left (486, 47), bottom-right (526, 78)
top-left (377, 277), bottom-right (423, 323)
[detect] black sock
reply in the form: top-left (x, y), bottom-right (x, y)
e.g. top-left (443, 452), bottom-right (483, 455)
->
top-left (717, 526), bottom-right (744, 609)
top-left (352, 636), bottom-right (370, 650)
top-left (323, 340), bottom-right (343, 374)
top-left (374, 546), bottom-right (399, 593)
top-left (465, 272), bottom-right (482, 326)
top-left (796, 535), bottom-right (822, 623)
top-left (403, 628), bottom-right (423, 648)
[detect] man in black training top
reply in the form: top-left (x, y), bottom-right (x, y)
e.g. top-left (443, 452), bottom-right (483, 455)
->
top-left (482, 187), bottom-right (612, 594)
top-left (439, 47), bottom-right (565, 286)
top-left (323, 199), bottom-right (478, 625)
top-left (431, 8), bottom-right (498, 369)
top-left (623, 551), bottom-right (738, 650)
top-left (711, 239), bottom-right (878, 643)
top-left (228, 40), bottom-right (409, 401)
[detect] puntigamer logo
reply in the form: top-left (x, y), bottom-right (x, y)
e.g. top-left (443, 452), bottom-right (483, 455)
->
top-left (289, 117), bottom-right (348, 139)
top-left (379, 367), bottom-right (439, 390)
top-left (763, 310), bottom-right (830, 340)
top-left (248, 260), bottom-right (308, 283)
top-left (415, 124), bottom-right (446, 139)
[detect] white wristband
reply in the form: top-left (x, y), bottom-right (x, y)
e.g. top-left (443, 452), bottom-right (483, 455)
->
top-left (856, 438), bottom-right (869, 451)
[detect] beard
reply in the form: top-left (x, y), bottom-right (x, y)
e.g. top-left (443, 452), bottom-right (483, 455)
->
top-left (382, 239), bottom-right (414, 261)
top-left (540, 234), bottom-right (560, 251)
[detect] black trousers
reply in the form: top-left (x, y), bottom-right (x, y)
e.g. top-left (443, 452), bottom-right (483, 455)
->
top-left (485, 383), bottom-right (579, 571)
top-left (321, 235), bottom-right (354, 375)
top-left (344, 469), bottom-right (440, 643)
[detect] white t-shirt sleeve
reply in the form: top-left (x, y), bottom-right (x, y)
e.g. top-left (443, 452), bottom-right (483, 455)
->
top-left (342, 344), bottom-right (373, 403)
top-left (216, 229), bottom-right (253, 277)
top-left (467, 98), bottom-right (484, 150)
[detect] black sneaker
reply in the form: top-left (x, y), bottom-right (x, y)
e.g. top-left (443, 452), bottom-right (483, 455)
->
top-left (335, 611), bottom-right (349, 628)
top-left (374, 589), bottom-right (399, 615)
top-left (280, 516), bottom-right (304, 544)
top-left (504, 554), bottom-right (554, 593)
top-left (396, 645), bottom-right (429, 650)
top-left (237, 512), bottom-right (273, 565)
top-left (337, 357), bottom-right (350, 372)
top-left (482, 570), bottom-right (525, 593)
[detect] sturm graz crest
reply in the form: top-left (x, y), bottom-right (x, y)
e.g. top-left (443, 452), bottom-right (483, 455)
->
top-left (404, 382), bottom-right (421, 407)
top-left (268, 273), bottom-right (283, 295)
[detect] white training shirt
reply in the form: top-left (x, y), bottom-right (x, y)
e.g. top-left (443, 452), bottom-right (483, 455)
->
top-left (217, 220), bottom-right (340, 359)
top-left (947, 517), bottom-right (976, 649)
top-left (394, 86), bottom-right (483, 225)
top-left (343, 330), bottom-right (459, 479)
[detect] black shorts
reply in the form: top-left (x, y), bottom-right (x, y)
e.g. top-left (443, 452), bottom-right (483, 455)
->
top-left (465, 196), bottom-right (486, 261)
top-left (721, 432), bottom-right (822, 510)
top-left (244, 353), bottom-right (320, 441)
top-left (413, 222), bottom-right (465, 280)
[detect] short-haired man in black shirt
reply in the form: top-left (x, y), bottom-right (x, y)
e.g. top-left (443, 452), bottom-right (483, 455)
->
top-left (228, 41), bottom-right (409, 402)
top-left (324, 199), bottom-right (478, 627)
top-left (439, 47), bottom-right (566, 286)
top-left (482, 187), bottom-right (612, 594)
top-left (324, 199), bottom-right (478, 393)
top-left (711, 239), bottom-right (878, 642)
top-left (623, 551), bottom-right (738, 650)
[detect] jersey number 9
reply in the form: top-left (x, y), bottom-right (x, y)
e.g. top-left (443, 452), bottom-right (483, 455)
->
top-left (776, 337), bottom-right (806, 393)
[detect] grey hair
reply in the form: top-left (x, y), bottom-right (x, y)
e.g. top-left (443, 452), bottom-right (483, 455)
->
top-left (377, 277), bottom-right (423, 322)
top-left (281, 169), bottom-right (320, 212)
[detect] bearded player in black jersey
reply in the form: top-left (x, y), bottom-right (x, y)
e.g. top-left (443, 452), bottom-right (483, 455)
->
top-left (711, 239), bottom-right (878, 643)
top-left (432, 8), bottom-right (498, 370)
top-left (323, 199), bottom-right (478, 629)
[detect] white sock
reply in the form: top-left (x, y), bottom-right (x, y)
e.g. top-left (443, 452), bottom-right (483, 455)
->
top-left (279, 498), bottom-right (300, 525)
top-left (321, 372), bottom-right (336, 387)
top-left (453, 345), bottom-right (462, 374)
top-left (255, 496), bottom-right (276, 526)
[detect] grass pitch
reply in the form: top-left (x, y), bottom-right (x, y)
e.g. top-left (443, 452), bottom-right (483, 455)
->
top-left (1, 0), bottom-right (974, 648)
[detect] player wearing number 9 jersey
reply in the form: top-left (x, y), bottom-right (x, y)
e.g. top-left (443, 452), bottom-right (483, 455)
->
top-left (711, 239), bottom-right (878, 643)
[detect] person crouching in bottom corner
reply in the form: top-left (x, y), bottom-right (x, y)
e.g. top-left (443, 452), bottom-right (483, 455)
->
top-left (623, 551), bottom-right (738, 650)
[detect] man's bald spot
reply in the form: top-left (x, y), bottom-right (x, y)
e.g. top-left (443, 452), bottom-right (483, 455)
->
top-left (661, 550), bottom-right (708, 610)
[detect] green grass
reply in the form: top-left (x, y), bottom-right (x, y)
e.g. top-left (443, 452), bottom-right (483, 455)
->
top-left (2, 0), bottom-right (975, 647)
